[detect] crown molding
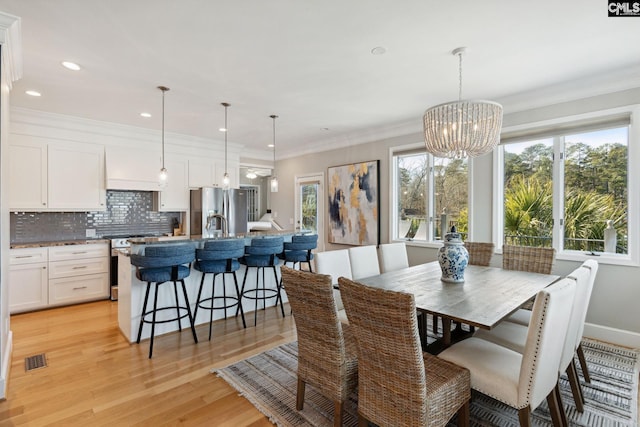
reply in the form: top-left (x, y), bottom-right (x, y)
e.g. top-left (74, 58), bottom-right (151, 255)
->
top-left (0, 12), bottom-right (22, 87)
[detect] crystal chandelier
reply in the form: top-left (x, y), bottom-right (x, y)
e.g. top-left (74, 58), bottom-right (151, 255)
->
top-left (270, 115), bottom-right (279, 192)
top-left (158, 86), bottom-right (169, 187)
top-left (423, 47), bottom-right (503, 159)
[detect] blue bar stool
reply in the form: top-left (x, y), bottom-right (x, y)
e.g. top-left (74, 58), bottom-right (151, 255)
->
top-left (238, 236), bottom-right (285, 326)
top-left (277, 234), bottom-right (318, 272)
top-left (193, 238), bottom-right (247, 340)
top-left (130, 244), bottom-right (197, 358)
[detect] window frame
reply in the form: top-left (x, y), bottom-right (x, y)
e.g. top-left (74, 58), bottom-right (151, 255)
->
top-left (389, 143), bottom-right (472, 248)
top-left (493, 105), bottom-right (639, 266)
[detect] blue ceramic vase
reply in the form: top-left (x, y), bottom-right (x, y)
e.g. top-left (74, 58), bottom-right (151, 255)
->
top-left (438, 226), bottom-right (469, 283)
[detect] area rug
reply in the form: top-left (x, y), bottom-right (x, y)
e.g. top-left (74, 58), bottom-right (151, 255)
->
top-left (214, 338), bottom-right (639, 427)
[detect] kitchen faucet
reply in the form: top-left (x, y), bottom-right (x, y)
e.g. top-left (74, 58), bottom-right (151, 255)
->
top-left (206, 213), bottom-right (228, 237)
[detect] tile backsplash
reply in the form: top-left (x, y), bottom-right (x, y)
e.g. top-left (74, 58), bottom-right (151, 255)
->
top-left (11, 190), bottom-right (182, 243)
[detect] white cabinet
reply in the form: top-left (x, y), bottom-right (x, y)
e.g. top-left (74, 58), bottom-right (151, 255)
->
top-left (48, 243), bottom-right (110, 307)
top-left (48, 143), bottom-right (106, 211)
top-left (155, 158), bottom-right (189, 211)
top-left (188, 159), bottom-right (217, 188)
top-left (106, 145), bottom-right (162, 191)
top-left (189, 158), bottom-right (240, 189)
top-left (9, 140), bottom-right (48, 210)
top-left (9, 248), bottom-right (49, 313)
top-left (9, 138), bottom-right (106, 211)
top-left (9, 243), bottom-right (110, 313)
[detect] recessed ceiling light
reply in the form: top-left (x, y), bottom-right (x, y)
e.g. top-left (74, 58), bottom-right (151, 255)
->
top-left (25, 90), bottom-right (41, 97)
top-left (219, 127), bottom-right (227, 132)
top-left (267, 144), bottom-right (274, 148)
top-left (61, 61), bottom-right (81, 71)
top-left (371, 46), bottom-right (386, 55)
top-left (140, 112), bottom-right (151, 118)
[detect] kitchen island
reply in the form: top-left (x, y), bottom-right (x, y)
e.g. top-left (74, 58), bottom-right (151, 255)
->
top-left (118, 232), bottom-right (296, 342)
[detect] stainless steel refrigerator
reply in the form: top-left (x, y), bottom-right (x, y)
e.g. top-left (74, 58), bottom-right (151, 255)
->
top-left (190, 188), bottom-right (248, 237)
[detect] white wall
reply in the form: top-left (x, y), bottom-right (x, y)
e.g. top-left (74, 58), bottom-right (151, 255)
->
top-left (272, 88), bottom-right (640, 345)
top-left (0, 11), bottom-right (21, 400)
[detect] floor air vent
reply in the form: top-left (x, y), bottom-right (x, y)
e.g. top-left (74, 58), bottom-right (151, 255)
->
top-left (25, 353), bottom-right (47, 371)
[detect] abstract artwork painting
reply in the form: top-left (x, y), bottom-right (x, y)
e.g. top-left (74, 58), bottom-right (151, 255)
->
top-left (327, 160), bottom-right (379, 246)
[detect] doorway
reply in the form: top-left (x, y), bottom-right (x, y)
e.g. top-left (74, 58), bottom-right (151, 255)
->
top-left (295, 173), bottom-right (324, 252)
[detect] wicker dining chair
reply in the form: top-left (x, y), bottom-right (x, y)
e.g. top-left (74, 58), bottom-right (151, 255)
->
top-left (502, 244), bottom-right (555, 274)
top-left (464, 241), bottom-right (494, 267)
top-left (503, 244), bottom-right (556, 311)
top-left (338, 277), bottom-right (470, 427)
top-left (281, 267), bottom-right (358, 427)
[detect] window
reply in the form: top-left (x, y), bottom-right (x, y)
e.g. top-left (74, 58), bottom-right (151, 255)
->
top-left (391, 146), bottom-right (468, 243)
top-left (495, 107), bottom-right (638, 264)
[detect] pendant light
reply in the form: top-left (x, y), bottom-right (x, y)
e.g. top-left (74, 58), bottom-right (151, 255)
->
top-left (423, 47), bottom-right (503, 159)
top-left (270, 114), bottom-right (279, 193)
top-left (221, 102), bottom-right (230, 189)
top-left (158, 85), bottom-right (169, 187)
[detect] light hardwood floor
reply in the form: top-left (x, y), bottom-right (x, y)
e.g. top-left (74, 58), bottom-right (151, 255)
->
top-left (0, 300), bottom-right (296, 426)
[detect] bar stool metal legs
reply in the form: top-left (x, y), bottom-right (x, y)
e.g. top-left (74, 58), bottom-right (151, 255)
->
top-left (136, 279), bottom-right (198, 358)
top-left (238, 265), bottom-right (285, 326)
top-left (194, 270), bottom-right (246, 340)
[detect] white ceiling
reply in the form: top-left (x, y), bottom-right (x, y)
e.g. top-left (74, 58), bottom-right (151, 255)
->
top-left (1, 0), bottom-right (640, 159)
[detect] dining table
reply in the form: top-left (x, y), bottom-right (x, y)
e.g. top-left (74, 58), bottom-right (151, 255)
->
top-left (356, 261), bottom-right (560, 354)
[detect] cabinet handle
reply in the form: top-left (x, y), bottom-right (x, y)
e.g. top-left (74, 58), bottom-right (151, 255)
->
top-left (72, 286), bottom-right (88, 290)
top-left (42, 266), bottom-right (46, 270)
top-left (72, 251), bottom-right (87, 255)
top-left (42, 202), bottom-right (46, 206)
top-left (72, 266), bottom-right (88, 270)
top-left (15, 255), bottom-right (34, 259)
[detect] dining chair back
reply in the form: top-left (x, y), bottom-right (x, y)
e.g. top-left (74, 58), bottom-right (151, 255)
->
top-left (502, 244), bottom-right (555, 274)
top-left (575, 260), bottom-right (599, 385)
top-left (378, 242), bottom-right (409, 273)
top-left (464, 241), bottom-right (494, 266)
top-left (315, 249), bottom-right (352, 323)
top-left (439, 277), bottom-right (576, 427)
top-left (348, 245), bottom-right (380, 279)
top-left (281, 267), bottom-right (357, 427)
top-left (339, 277), bottom-right (471, 427)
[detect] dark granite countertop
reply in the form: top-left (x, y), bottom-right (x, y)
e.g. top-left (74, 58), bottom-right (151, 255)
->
top-left (10, 239), bottom-right (110, 249)
top-left (127, 230), bottom-right (298, 246)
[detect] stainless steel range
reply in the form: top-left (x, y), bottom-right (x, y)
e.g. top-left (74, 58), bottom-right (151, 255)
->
top-left (107, 234), bottom-right (156, 301)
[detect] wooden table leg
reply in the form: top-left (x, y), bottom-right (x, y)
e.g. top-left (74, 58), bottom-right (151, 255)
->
top-left (442, 318), bottom-right (452, 347)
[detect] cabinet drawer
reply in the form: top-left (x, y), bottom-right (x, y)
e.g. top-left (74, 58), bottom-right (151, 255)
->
top-left (49, 273), bottom-right (109, 306)
top-left (49, 243), bottom-right (109, 261)
top-left (49, 257), bottom-right (109, 279)
top-left (10, 247), bottom-right (48, 265)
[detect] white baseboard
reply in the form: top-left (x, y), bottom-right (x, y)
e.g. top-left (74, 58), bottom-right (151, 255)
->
top-left (0, 330), bottom-right (12, 400)
top-left (584, 322), bottom-right (640, 349)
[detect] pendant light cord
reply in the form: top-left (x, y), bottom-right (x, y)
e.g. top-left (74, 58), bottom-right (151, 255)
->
top-left (158, 86), bottom-right (169, 171)
top-left (224, 103), bottom-right (228, 174)
top-left (161, 89), bottom-right (165, 169)
top-left (271, 115), bottom-right (278, 174)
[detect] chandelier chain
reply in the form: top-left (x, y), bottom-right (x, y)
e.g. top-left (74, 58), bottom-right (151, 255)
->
top-left (458, 50), bottom-right (463, 102)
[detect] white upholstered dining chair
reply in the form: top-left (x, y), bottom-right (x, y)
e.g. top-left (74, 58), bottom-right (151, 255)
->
top-left (476, 261), bottom-right (598, 414)
top-left (378, 242), bottom-right (409, 273)
top-left (315, 249), bottom-right (352, 324)
top-left (348, 245), bottom-right (380, 279)
top-left (438, 277), bottom-right (576, 427)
